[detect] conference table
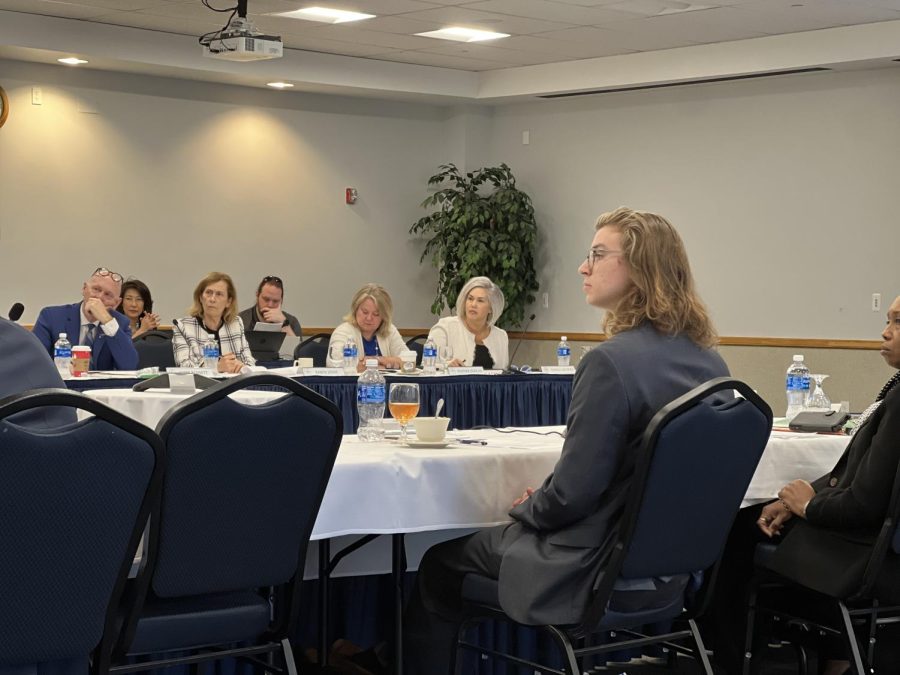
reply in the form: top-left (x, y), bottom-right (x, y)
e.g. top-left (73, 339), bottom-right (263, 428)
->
top-left (77, 387), bottom-right (851, 674)
top-left (66, 369), bottom-right (575, 430)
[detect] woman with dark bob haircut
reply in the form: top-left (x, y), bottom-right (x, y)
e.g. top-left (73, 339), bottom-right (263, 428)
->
top-left (116, 279), bottom-right (160, 340)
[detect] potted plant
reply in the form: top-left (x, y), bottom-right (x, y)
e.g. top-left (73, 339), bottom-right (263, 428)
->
top-left (410, 163), bottom-right (540, 329)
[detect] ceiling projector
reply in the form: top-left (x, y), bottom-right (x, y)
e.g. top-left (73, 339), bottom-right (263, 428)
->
top-left (201, 15), bottom-right (282, 62)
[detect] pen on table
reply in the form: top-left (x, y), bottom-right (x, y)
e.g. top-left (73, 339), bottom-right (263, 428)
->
top-left (458, 439), bottom-right (488, 445)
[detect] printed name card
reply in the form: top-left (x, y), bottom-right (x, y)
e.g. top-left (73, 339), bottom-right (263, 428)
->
top-left (541, 366), bottom-right (576, 374)
top-left (447, 366), bottom-right (485, 375)
top-left (301, 367), bottom-right (346, 377)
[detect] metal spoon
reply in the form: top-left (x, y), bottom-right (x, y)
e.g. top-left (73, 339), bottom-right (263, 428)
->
top-left (434, 398), bottom-right (445, 418)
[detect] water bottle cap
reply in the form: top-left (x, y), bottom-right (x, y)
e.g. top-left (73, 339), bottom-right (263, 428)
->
top-left (59, 333), bottom-right (67, 339)
top-left (793, 354), bottom-right (804, 361)
top-left (561, 336), bottom-right (567, 341)
top-left (365, 358), bottom-right (378, 367)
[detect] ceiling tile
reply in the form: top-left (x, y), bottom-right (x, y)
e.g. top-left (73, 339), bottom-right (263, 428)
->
top-left (91, 11), bottom-right (221, 34)
top-left (601, 7), bottom-right (769, 47)
top-left (280, 34), bottom-right (398, 55)
top-left (311, 25), bottom-right (441, 49)
top-left (372, 49), bottom-right (509, 70)
top-left (498, 33), bottom-right (637, 57)
top-left (464, 0), bottom-right (636, 23)
top-left (0, 0), bottom-right (110, 19)
top-left (418, 41), bottom-right (568, 65)
top-left (731, 0), bottom-right (900, 25)
top-left (534, 24), bottom-right (698, 51)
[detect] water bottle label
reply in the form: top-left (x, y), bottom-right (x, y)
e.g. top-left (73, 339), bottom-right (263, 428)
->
top-left (423, 346), bottom-right (437, 358)
top-left (786, 374), bottom-right (810, 391)
top-left (55, 347), bottom-right (72, 358)
top-left (358, 384), bottom-right (385, 404)
top-left (557, 346), bottom-right (570, 357)
top-left (344, 345), bottom-right (358, 358)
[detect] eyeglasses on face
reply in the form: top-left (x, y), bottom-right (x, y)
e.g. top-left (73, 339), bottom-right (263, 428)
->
top-left (584, 247), bottom-right (623, 271)
top-left (93, 267), bottom-right (124, 284)
top-left (203, 288), bottom-right (228, 299)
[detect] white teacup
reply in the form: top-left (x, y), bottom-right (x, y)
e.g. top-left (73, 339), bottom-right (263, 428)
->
top-left (415, 416), bottom-right (450, 442)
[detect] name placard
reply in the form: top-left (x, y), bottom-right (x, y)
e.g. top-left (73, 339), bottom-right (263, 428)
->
top-left (541, 366), bottom-right (576, 374)
top-left (301, 367), bottom-right (347, 377)
top-left (447, 366), bottom-right (485, 375)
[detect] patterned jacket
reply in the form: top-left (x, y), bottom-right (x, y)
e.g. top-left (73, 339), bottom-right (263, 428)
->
top-left (172, 315), bottom-right (255, 368)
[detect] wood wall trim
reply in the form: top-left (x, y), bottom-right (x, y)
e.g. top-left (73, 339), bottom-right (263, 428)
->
top-left (21, 324), bottom-right (882, 351)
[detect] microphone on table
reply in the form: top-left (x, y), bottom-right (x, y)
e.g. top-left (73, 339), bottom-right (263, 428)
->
top-left (8, 303), bottom-right (24, 322)
top-left (505, 313), bottom-right (536, 375)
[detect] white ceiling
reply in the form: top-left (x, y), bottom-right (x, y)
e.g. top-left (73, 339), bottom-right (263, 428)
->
top-left (1, 0), bottom-right (900, 101)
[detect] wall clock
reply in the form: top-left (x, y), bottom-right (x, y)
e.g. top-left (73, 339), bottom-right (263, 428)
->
top-left (0, 86), bottom-right (8, 128)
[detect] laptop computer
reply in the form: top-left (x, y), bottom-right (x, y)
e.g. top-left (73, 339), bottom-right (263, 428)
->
top-left (246, 330), bottom-right (287, 362)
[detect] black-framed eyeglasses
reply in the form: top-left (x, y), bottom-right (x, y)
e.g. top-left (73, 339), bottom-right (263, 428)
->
top-left (584, 247), bottom-right (623, 271)
top-left (261, 275), bottom-right (283, 288)
top-left (93, 267), bottom-right (124, 284)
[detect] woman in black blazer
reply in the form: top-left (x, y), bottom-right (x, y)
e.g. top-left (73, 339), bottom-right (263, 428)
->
top-left (708, 295), bottom-right (900, 675)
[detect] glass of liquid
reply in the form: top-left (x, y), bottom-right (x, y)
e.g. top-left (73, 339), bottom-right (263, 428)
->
top-left (388, 382), bottom-right (420, 444)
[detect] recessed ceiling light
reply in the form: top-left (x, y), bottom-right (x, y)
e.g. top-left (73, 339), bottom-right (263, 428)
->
top-left (270, 7), bottom-right (375, 24)
top-left (415, 27), bottom-right (510, 43)
top-left (57, 57), bottom-right (88, 65)
top-left (267, 81), bottom-right (294, 89)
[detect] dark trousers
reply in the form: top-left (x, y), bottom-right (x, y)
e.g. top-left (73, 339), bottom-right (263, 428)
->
top-left (403, 524), bottom-right (518, 675)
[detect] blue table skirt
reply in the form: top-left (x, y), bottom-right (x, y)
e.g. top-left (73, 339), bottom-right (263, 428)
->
top-left (66, 374), bottom-right (574, 432)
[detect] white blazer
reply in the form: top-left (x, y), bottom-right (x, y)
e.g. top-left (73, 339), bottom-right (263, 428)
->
top-left (328, 321), bottom-right (407, 360)
top-left (427, 316), bottom-right (509, 370)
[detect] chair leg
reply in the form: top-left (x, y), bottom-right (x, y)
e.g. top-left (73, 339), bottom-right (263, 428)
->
top-left (544, 625), bottom-right (580, 675)
top-left (743, 582), bottom-right (760, 675)
top-left (688, 618), bottom-right (714, 675)
top-left (793, 643), bottom-right (809, 675)
top-left (838, 603), bottom-right (866, 675)
top-left (865, 604), bottom-right (879, 668)
top-left (281, 638), bottom-right (298, 675)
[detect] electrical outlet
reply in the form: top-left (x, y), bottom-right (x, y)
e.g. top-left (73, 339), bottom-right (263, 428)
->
top-left (872, 293), bottom-right (881, 312)
top-left (542, 292), bottom-right (549, 309)
top-left (31, 87), bottom-right (42, 105)
top-left (522, 130), bottom-right (530, 145)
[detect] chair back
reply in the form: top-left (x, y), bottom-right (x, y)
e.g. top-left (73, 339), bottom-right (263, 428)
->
top-left (0, 389), bottom-right (163, 668)
top-left (855, 455), bottom-right (900, 599)
top-left (293, 332), bottom-right (331, 366)
top-left (134, 330), bottom-right (176, 370)
top-left (406, 333), bottom-right (428, 366)
top-left (141, 374), bottom-right (341, 624)
top-left (584, 378), bottom-right (772, 628)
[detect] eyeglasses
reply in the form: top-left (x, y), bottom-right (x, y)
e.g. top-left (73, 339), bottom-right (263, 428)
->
top-left (93, 267), bottom-right (124, 284)
top-left (203, 288), bottom-right (228, 299)
top-left (584, 247), bottom-right (623, 271)
top-left (261, 275), bottom-right (283, 288)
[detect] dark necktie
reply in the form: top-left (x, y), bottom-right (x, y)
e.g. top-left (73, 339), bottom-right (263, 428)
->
top-left (84, 323), bottom-right (98, 348)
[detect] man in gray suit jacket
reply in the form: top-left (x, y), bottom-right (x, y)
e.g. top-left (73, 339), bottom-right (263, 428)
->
top-left (404, 207), bottom-right (729, 674)
top-left (0, 318), bottom-right (76, 427)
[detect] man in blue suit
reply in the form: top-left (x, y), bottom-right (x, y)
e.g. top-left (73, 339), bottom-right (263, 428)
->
top-left (33, 267), bottom-right (139, 371)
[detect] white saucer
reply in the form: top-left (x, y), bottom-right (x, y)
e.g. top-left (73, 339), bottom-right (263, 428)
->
top-left (405, 439), bottom-right (456, 448)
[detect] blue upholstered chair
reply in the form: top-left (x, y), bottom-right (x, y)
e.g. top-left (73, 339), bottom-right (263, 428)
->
top-left (453, 377), bottom-right (772, 675)
top-left (108, 373), bottom-right (343, 675)
top-left (743, 466), bottom-right (900, 674)
top-left (293, 332), bottom-right (331, 367)
top-left (132, 330), bottom-right (176, 371)
top-left (0, 388), bottom-right (163, 675)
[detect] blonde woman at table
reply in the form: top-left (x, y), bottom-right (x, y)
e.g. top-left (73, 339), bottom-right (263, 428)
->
top-left (426, 276), bottom-right (509, 370)
top-left (706, 295), bottom-right (900, 675)
top-left (172, 272), bottom-right (255, 374)
top-left (405, 208), bottom-right (728, 674)
top-left (329, 283), bottom-right (406, 372)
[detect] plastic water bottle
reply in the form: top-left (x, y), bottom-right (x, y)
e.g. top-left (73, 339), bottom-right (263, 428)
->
top-left (557, 336), bottom-right (571, 367)
top-left (343, 337), bottom-right (358, 374)
top-left (202, 339), bottom-right (220, 372)
top-left (785, 354), bottom-right (810, 420)
top-left (53, 333), bottom-right (72, 378)
top-left (422, 338), bottom-right (438, 374)
top-left (357, 359), bottom-right (386, 442)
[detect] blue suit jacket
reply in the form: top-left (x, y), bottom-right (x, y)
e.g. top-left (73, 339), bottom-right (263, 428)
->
top-left (33, 302), bottom-right (138, 371)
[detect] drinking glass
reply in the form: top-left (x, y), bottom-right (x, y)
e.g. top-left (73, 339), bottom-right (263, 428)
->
top-left (389, 382), bottom-right (420, 444)
top-left (438, 345), bottom-right (454, 371)
top-left (805, 374), bottom-right (831, 411)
